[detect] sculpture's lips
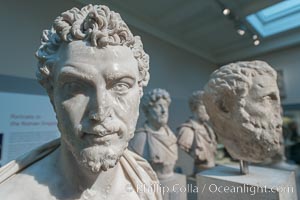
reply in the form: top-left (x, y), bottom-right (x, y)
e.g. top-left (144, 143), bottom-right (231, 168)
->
top-left (82, 132), bottom-right (118, 144)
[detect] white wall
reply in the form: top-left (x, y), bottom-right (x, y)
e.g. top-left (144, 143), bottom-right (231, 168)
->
top-left (249, 45), bottom-right (300, 105)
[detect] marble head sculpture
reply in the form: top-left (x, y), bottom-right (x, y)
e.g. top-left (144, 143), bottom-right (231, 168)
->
top-left (188, 90), bottom-right (209, 122)
top-left (177, 91), bottom-right (217, 171)
top-left (141, 88), bottom-right (171, 127)
top-left (0, 4), bottom-right (162, 200)
top-left (129, 88), bottom-right (178, 180)
top-left (203, 61), bottom-right (282, 164)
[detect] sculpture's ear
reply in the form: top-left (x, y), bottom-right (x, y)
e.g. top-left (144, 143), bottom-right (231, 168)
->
top-left (139, 87), bottom-right (143, 98)
top-left (47, 91), bottom-right (56, 111)
top-left (215, 90), bottom-right (235, 115)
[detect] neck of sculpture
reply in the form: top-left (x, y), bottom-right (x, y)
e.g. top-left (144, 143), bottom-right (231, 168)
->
top-left (192, 115), bottom-right (204, 124)
top-left (59, 140), bottom-right (118, 192)
top-left (146, 120), bottom-right (164, 132)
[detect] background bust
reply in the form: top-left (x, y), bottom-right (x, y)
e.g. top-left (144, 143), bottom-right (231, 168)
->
top-left (129, 88), bottom-right (178, 180)
top-left (177, 90), bottom-right (217, 171)
top-left (203, 60), bottom-right (282, 163)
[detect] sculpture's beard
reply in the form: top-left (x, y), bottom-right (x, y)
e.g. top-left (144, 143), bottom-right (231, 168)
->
top-left (196, 113), bottom-right (209, 122)
top-left (76, 141), bottom-right (128, 173)
top-left (60, 121), bottom-right (135, 173)
top-left (156, 114), bottom-right (168, 126)
top-left (236, 109), bottom-right (282, 162)
top-left (195, 106), bottom-right (210, 122)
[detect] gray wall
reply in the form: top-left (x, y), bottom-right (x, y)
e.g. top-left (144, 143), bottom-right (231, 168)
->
top-left (0, 0), bottom-right (83, 79)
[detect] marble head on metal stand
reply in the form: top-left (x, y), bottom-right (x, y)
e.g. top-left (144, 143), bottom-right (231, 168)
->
top-left (197, 61), bottom-right (297, 200)
top-left (203, 60), bottom-right (282, 173)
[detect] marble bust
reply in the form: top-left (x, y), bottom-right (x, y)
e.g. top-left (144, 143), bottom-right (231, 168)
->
top-left (177, 90), bottom-right (217, 171)
top-left (129, 89), bottom-right (178, 180)
top-left (203, 61), bottom-right (282, 165)
top-left (0, 5), bottom-right (162, 200)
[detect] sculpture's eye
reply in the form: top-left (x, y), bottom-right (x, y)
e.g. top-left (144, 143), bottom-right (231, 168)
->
top-left (268, 93), bottom-right (278, 101)
top-left (263, 93), bottom-right (278, 102)
top-left (111, 82), bottom-right (130, 94)
top-left (64, 82), bottom-right (84, 96)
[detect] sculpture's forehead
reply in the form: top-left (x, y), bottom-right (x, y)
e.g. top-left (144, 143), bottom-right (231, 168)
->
top-left (153, 98), bottom-right (169, 107)
top-left (58, 40), bottom-right (135, 63)
top-left (54, 41), bottom-right (139, 80)
top-left (250, 74), bottom-right (278, 96)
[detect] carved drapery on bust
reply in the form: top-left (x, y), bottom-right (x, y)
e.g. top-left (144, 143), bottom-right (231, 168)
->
top-left (0, 4), bottom-right (162, 200)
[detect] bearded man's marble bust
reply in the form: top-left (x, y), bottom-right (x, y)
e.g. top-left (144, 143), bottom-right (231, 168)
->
top-left (177, 90), bottom-right (217, 172)
top-left (0, 5), bottom-right (161, 200)
top-left (203, 61), bottom-right (282, 165)
top-left (129, 89), bottom-right (178, 180)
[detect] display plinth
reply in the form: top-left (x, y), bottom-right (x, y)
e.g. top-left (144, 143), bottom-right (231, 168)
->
top-left (196, 164), bottom-right (297, 200)
top-left (186, 176), bottom-right (197, 200)
top-left (160, 173), bottom-right (187, 200)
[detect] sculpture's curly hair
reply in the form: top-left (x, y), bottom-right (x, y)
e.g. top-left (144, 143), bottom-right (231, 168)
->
top-left (141, 88), bottom-right (171, 113)
top-left (203, 60), bottom-right (277, 112)
top-left (35, 4), bottom-right (150, 99)
top-left (188, 90), bottom-right (205, 112)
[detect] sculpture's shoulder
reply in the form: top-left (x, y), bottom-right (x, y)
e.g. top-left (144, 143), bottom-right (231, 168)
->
top-left (128, 127), bottom-right (148, 155)
top-left (178, 118), bottom-right (197, 130)
top-left (177, 119), bottom-right (199, 136)
top-left (164, 126), bottom-right (178, 145)
top-left (0, 173), bottom-right (35, 199)
top-left (121, 150), bottom-right (162, 200)
top-left (133, 127), bottom-right (148, 144)
top-left (0, 155), bottom-right (56, 199)
top-left (0, 139), bottom-right (61, 200)
top-left (134, 126), bottom-right (148, 136)
top-left (126, 150), bottom-right (158, 180)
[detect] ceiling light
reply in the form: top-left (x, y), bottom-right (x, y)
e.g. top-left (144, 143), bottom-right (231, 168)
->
top-left (237, 29), bottom-right (245, 36)
top-left (254, 40), bottom-right (260, 46)
top-left (252, 35), bottom-right (258, 40)
top-left (237, 28), bottom-right (246, 36)
top-left (223, 8), bottom-right (231, 16)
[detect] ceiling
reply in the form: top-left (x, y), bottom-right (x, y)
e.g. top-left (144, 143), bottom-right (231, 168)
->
top-left (76, 0), bottom-right (300, 64)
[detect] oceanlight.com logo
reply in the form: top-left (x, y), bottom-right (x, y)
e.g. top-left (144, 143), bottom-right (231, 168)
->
top-left (127, 183), bottom-right (294, 196)
top-left (206, 184), bottom-right (294, 195)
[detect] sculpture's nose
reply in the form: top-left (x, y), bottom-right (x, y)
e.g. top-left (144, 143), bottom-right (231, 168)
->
top-left (160, 104), bottom-right (166, 114)
top-left (88, 90), bottom-right (112, 122)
